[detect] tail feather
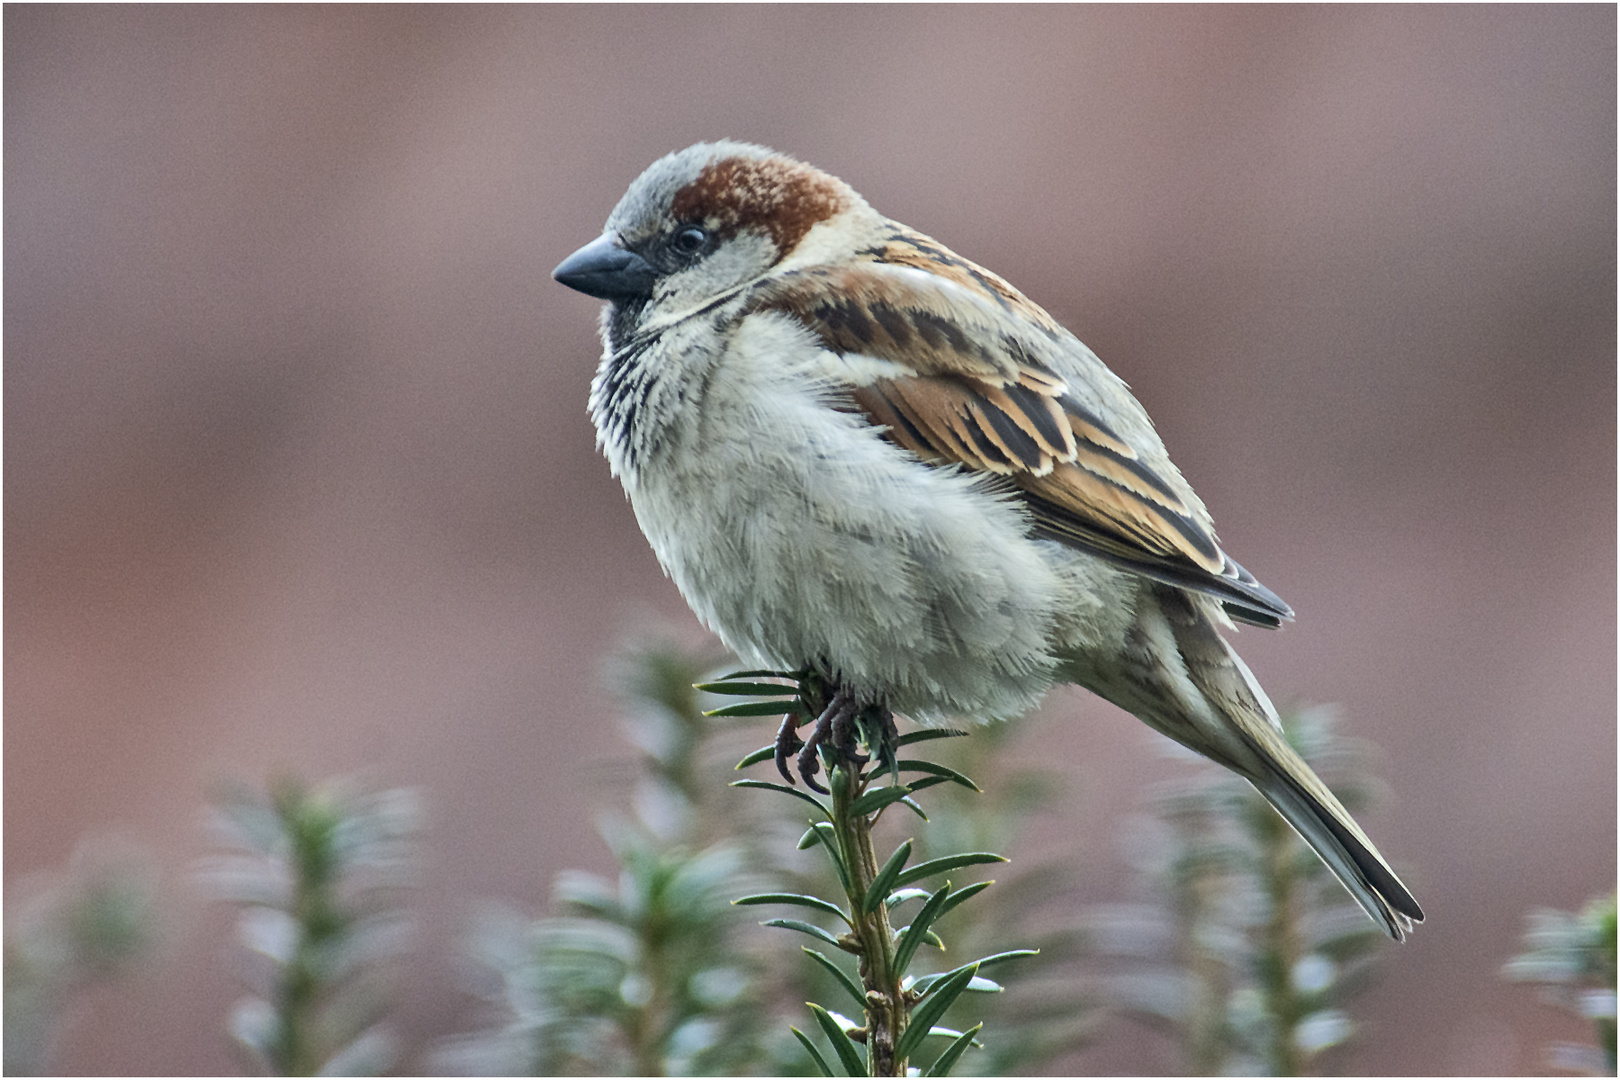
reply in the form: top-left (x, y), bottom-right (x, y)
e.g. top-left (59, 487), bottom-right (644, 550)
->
top-left (1155, 587), bottom-right (1424, 940)
top-left (1245, 732), bottom-right (1425, 939)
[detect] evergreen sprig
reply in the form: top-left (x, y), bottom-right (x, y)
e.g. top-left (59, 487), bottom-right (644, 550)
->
top-left (711, 667), bottom-right (1036, 1077)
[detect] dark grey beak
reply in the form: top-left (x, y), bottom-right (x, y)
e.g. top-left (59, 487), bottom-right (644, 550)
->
top-left (553, 235), bottom-right (657, 301)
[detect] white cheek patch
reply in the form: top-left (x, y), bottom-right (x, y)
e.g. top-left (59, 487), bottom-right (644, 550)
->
top-left (657, 231), bottom-right (775, 305)
top-left (701, 230), bottom-right (777, 285)
top-left (640, 231), bottom-right (780, 334)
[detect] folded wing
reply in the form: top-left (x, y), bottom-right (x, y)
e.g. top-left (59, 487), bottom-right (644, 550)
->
top-left (745, 241), bottom-right (1294, 627)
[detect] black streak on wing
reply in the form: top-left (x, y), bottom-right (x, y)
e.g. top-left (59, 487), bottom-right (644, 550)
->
top-left (1001, 380), bottom-right (1070, 451)
top-left (978, 402), bottom-right (1045, 469)
top-left (872, 304), bottom-right (915, 347)
top-left (959, 414), bottom-right (1015, 469)
top-left (1093, 445), bottom-right (1190, 510)
top-left (888, 231), bottom-right (1022, 318)
top-left (913, 309), bottom-right (975, 356)
top-left (855, 384), bottom-right (939, 456)
top-left (1056, 391), bottom-right (1132, 450)
top-left (819, 298), bottom-right (875, 349)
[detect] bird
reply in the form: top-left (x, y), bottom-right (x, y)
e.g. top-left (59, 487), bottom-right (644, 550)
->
top-left (553, 141), bottom-right (1423, 940)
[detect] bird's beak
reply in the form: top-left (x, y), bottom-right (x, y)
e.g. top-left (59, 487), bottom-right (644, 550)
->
top-left (553, 235), bottom-right (657, 301)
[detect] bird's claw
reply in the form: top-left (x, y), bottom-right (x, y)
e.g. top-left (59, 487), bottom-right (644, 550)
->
top-left (774, 713), bottom-right (806, 786)
top-left (775, 686), bottom-right (868, 795)
top-left (797, 722), bottom-right (831, 794)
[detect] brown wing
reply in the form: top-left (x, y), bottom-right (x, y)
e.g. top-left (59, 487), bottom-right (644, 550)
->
top-left (745, 244), bottom-right (1293, 627)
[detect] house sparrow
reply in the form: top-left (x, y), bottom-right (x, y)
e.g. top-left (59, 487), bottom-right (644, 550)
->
top-left (554, 141), bottom-right (1423, 940)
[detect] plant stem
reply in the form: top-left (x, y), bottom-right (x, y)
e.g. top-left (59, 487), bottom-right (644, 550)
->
top-left (1256, 804), bottom-right (1304, 1077)
top-left (275, 781), bottom-right (337, 1077)
top-left (1183, 864), bottom-right (1231, 1075)
top-left (828, 761), bottom-right (908, 1076)
top-left (799, 670), bottom-right (910, 1078)
top-left (628, 927), bottom-right (670, 1077)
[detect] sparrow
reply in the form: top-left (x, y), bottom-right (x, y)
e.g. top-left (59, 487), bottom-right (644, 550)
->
top-left (553, 141), bottom-right (1423, 940)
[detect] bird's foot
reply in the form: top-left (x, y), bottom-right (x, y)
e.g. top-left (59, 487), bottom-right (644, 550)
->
top-left (774, 683), bottom-right (897, 794)
top-left (772, 685), bottom-right (860, 794)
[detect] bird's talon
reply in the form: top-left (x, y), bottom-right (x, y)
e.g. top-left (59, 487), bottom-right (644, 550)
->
top-left (774, 713), bottom-right (805, 785)
top-left (798, 745), bottom-right (829, 794)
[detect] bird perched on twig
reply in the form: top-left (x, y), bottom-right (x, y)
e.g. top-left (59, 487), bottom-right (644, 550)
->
top-left (554, 142), bottom-right (1423, 940)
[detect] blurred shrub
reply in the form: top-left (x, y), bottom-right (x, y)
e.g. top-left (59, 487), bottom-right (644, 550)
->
top-left (1084, 705), bottom-right (1394, 1075)
top-left (1504, 893), bottom-right (1617, 1074)
top-left (199, 777), bottom-right (421, 1076)
top-left (4, 839), bottom-right (157, 1076)
top-left (4, 657), bottom-right (1439, 1077)
top-left (433, 636), bottom-right (807, 1075)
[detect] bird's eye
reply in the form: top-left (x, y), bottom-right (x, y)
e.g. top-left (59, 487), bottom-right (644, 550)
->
top-left (670, 225), bottom-right (709, 257)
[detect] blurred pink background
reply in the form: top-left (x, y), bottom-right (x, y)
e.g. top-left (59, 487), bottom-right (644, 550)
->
top-left (6, 6), bottom-right (1613, 1075)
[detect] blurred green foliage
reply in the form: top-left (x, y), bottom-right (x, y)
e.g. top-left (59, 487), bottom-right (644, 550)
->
top-left (4, 840), bottom-right (157, 1076)
top-left (1085, 706), bottom-right (1393, 1075)
top-left (433, 636), bottom-right (807, 1075)
top-left (437, 636), bottom-right (1092, 1075)
top-left (1504, 893), bottom-right (1617, 1074)
top-left (199, 777), bottom-right (421, 1076)
top-left (6, 645), bottom-right (1467, 1077)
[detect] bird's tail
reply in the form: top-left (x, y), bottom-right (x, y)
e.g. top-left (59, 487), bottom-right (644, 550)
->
top-left (1079, 586), bottom-right (1424, 940)
top-left (1231, 695), bottom-right (1425, 940)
